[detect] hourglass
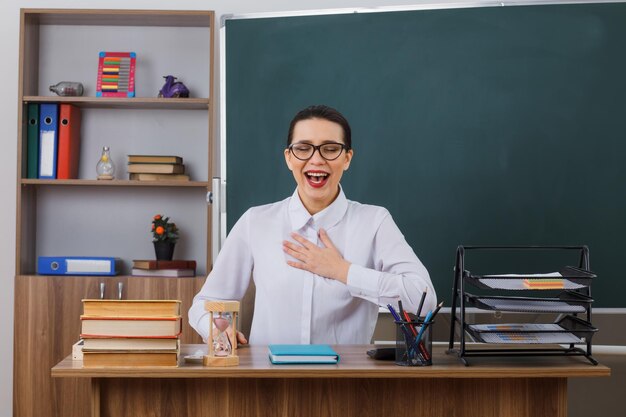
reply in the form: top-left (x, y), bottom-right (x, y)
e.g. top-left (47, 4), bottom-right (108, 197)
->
top-left (204, 300), bottom-right (240, 366)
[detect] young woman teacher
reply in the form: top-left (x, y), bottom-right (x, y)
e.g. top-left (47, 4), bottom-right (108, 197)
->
top-left (189, 105), bottom-right (436, 345)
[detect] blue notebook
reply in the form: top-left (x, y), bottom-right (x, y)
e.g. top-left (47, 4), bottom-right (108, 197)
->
top-left (268, 344), bottom-right (339, 364)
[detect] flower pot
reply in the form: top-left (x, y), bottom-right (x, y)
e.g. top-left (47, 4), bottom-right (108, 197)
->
top-left (154, 241), bottom-right (176, 261)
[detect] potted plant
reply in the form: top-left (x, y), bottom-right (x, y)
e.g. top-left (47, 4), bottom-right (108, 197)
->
top-left (151, 214), bottom-right (179, 260)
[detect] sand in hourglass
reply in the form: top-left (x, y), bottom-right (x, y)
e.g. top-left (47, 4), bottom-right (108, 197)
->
top-left (213, 316), bottom-right (231, 357)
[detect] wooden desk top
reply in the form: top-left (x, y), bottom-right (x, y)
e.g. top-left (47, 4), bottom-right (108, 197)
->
top-left (51, 344), bottom-right (610, 379)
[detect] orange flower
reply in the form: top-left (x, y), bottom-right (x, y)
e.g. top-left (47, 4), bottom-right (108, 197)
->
top-left (156, 226), bottom-right (165, 235)
top-left (154, 214), bottom-right (162, 220)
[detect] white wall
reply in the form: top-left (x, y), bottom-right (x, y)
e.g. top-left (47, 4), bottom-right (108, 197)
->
top-left (0, 1), bottom-right (472, 416)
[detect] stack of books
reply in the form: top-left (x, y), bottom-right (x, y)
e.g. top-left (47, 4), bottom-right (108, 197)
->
top-left (131, 259), bottom-right (197, 277)
top-left (80, 299), bottom-right (182, 367)
top-left (127, 155), bottom-right (189, 181)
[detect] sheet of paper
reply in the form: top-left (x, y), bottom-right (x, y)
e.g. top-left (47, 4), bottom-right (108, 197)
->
top-left (477, 298), bottom-right (586, 313)
top-left (476, 278), bottom-right (584, 290)
top-left (477, 332), bottom-right (583, 344)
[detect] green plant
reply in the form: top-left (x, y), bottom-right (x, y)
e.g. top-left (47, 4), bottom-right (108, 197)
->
top-left (151, 214), bottom-right (179, 243)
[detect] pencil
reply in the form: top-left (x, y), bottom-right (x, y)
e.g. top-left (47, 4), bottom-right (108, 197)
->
top-left (403, 310), bottom-right (417, 336)
top-left (416, 287), bottom-right (428, 318)
top-left (398, 299), bottom-right (405, 319)
top-left (430, 301), bottom-right (444, 321)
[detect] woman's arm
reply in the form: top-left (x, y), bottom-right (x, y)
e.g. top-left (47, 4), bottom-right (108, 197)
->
top-left (283, 211), bottom-right (437, 315)
top-left (188, 210), bottom-right (254, 342)
top-left (345, 213), bottom-right (437, 315)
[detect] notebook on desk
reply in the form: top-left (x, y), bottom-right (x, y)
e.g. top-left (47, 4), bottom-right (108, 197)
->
top-left (268, 344), bottom-right (339, 364)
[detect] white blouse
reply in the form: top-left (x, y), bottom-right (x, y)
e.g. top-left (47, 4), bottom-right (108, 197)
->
top-left (188, 187), bottom-right (437, 345)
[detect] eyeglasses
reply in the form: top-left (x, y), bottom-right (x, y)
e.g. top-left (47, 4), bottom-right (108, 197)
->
top-left (288, 142), bottom-right (348, 161)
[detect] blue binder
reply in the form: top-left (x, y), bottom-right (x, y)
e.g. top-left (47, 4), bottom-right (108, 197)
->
top-left (38, 103), bottom-right (59, 179)
top-left (38, 256), bottom-right (121, 276)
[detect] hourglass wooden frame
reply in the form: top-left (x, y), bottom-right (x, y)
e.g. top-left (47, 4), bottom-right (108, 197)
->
top-left (204, 300), bottom-right (240, 366)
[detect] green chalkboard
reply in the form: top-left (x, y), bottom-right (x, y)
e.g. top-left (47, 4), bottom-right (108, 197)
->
top-left (225, 3), bottom-right (626, 307)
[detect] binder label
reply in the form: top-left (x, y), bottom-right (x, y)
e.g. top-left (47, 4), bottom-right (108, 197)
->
top-left (40, 131), bottom-right (56, 177)
top-left (67, 259), bottom-right (113, 273)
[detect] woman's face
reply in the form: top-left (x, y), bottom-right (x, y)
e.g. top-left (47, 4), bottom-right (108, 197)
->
top-left (284, 118), bottom-right (353, 215)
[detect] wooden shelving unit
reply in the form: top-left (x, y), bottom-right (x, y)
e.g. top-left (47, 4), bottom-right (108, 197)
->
top-left (14, 9), bottom-right (215, 417)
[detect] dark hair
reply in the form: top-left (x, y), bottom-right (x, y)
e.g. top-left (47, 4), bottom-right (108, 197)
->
top-left (287, 105), bottom-right (352, 149)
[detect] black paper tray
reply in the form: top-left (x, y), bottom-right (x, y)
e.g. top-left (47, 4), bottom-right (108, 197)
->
top-left (465, 266), bottom-right (595, 290)
top-left (464, 291), bottom-right (592, 313)
top-left (466, 315), bottom-right (597, 344)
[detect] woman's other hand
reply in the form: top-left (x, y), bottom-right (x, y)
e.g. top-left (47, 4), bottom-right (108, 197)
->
top-left (282, 228), bottom-right (351, 283)
top-left (212, 326), bottom-right (248, 347)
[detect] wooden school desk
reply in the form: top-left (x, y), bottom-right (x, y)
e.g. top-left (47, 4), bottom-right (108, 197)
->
top-left (52, 344), bottom-right (609, 417)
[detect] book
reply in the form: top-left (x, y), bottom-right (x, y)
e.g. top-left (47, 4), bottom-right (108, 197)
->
top-left (132, 260), bottom-right (196, 270)
top-left (82, 336), bottom-right (180, 351)
top-left (83, 351), bottom-right (178, 367)
top-left (268, 344), bottom-right (340, 364)
top-left (82, 299), bottom-right (181, 317)
top-left (131, 268), bottom-right (195, 277)
top-left (128, 155), bottom-right (183, 164)
top-left (80, 316), bottom-right (182, 337)
top-left (129, 173), bottom-right (190, 181)
top-left (132, 259), bottom-right (197, 270)
top-left (127, 163), bottom-right (184, 174)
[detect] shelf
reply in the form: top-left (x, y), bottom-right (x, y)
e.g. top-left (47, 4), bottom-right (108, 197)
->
top-left (23, 96), bottom-right (210, 110)
top-left (20, 179), bottom-right (210, 188)
top-left (25, 9), bottom-right (213, 27)
top-left (19, 274), bottom-right (206, 280)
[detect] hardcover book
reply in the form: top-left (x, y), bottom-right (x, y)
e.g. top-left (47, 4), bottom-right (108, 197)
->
top-left (82, 299), bottom-right (181, 317)
top-left (128, 155), bottom-right (183, 164)
top-left (132, 259), bottom-right (197, 270)
top-left (82, 351), bottom-right (178, 367)
top-left (82, 336), bottom-right (180, 351)
top-left (131, 268), bottom-right (195, 277)
top-left (129, 173), bottom-right (190, 181)
top-left (80, 316), bottom-right (182, 337)
top-left (127, 163), bottom-right (184, 174)
top-left (268, 344), bottom-right (340, 364)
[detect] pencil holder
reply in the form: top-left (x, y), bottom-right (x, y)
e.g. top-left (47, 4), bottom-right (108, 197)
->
top-left (394, 319), bottom-right (433, 366)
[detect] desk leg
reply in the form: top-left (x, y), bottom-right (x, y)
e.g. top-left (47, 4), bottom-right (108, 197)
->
top-left (90, 378), bottom-right (101, 417)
